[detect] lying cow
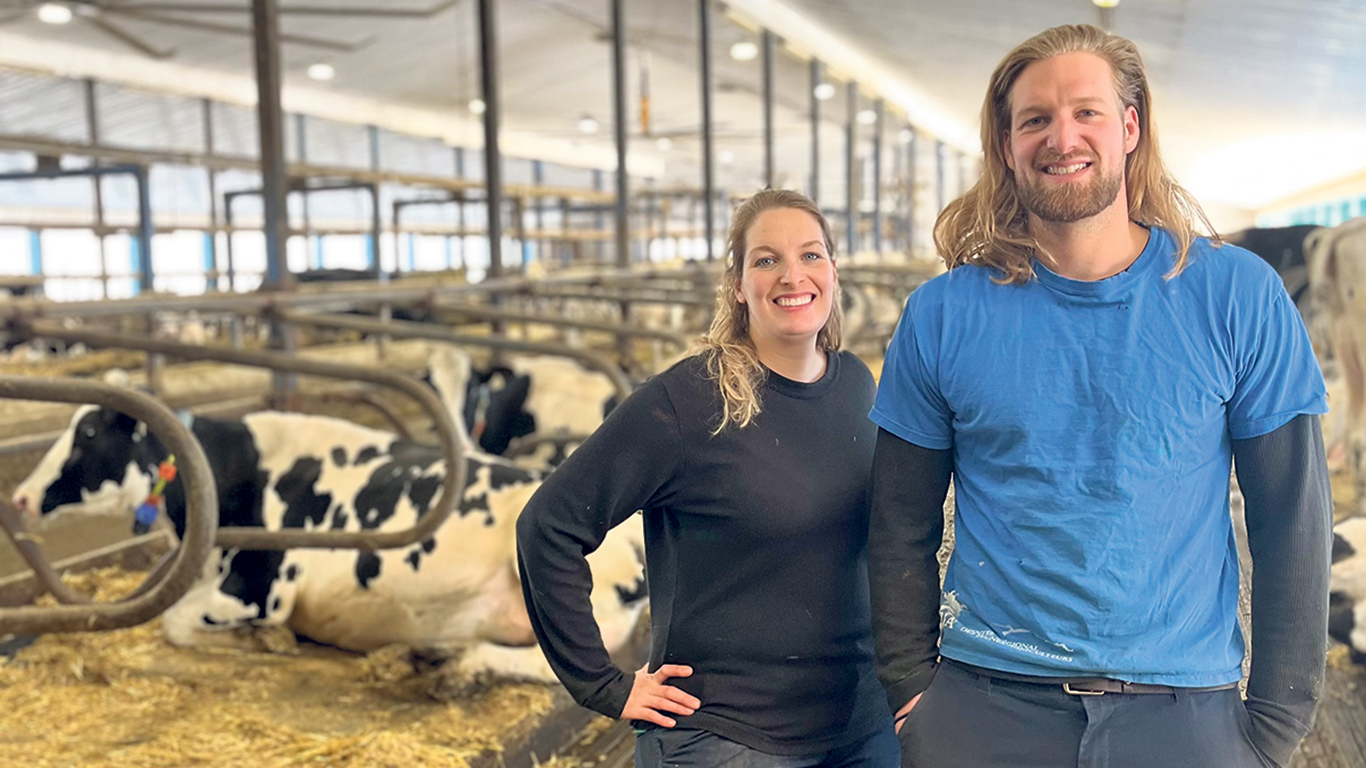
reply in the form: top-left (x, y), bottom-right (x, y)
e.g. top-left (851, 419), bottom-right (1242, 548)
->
top-left (10, 403), bottom-right (647, 693)
top-left (452, 355), bottom-right (621, 461)
top-left (1306, 217), bottom-right (1366, 516)
top-left (1331, 517), bottom-right (1366, 663)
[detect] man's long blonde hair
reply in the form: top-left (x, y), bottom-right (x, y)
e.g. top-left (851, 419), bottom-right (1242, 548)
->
top-left (934, 24), bottom-right (1216, 284)
top-left (698, 189), bottom-right (843, 433)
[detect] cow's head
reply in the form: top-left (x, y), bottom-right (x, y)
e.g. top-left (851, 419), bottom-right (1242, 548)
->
top-left (11, 405), bottom-right (157, 525)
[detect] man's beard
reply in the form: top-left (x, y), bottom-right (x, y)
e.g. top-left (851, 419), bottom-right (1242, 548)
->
top-left (1016, 160), bottom-right (1124, 223)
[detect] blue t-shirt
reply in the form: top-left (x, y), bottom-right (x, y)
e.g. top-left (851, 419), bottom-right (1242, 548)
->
top-left (870, 227), bottom-right (1327, 685)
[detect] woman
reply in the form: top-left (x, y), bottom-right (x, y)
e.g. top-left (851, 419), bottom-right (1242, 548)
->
top-left (516, 189), bottom-right (896, 767)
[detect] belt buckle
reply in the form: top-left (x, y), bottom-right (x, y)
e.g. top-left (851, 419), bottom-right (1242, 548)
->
top-left (1063, 682), bottom-right (1106, 696)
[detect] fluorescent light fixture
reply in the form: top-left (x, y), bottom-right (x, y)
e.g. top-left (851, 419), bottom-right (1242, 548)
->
top-left (307, 63), bottom-right (335, 81)
top-left (655, 137), bottom-right (673, 151)
top-left (899, 128), bottom-right (915, 143)
top-left (813, 82), bottom-right (836, 101)
top-left (720, 150), bottom-right (735, 165)
top-left (468, 98), bottom-right (486, 115)
top-left (1092, 0), bottom-right (1120, 7)
top-left (578, 114), bottom-right (599, 134)
top-left (729, 41), bottom-right (758, 61)
top-left (37, 3), bottom-right (73, 24)
top-left (857, 109), bottom-right (877, 126)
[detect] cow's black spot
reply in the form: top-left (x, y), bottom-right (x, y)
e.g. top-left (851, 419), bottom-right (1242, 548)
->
top-left (421, 538), bottom-right (436, 554)
top-left (408, 475), bottom-right (442, 519)
top-left (331, 447), bottom-right (348, 468)
top-left (355, 551), bottom-right (381, 589)
top-left (271, 597), bottom-right (282, 613)
top-left (285, 564), bottom-right (299, 581)
top-left (1333, 533), bottom-right (1356, 565)
top-left (1329, 591), bottom-right (1355, 648)
top-left (406, 550), bottom-right (421, 571)
top-left (276, 457), bottom-right (332, 529)
top-left (354, 446), bottom-right (381, 465)
top-left (218, 549), bottom-right (286, 619)
top-left (331, 510), bottom-right (350, 530)
top-left (41, 408), bottom-right (143, 517)
top-left (615, 574), bottom-right (648, 605)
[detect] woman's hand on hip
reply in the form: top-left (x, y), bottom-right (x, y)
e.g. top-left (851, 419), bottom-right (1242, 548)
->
top-left (893, 692), bottom-right (924, 734)
top-left (620, 664), bottom-right (701, 727)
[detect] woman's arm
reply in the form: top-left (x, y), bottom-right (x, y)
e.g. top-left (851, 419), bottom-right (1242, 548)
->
top-left (515, 377), bottom-right (687, 719)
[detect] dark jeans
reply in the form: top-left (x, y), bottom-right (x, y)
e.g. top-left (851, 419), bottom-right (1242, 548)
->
top-left (898, 660), bottom-right (1278, 768)
top-left (635, 723), bottom-right (899, 768)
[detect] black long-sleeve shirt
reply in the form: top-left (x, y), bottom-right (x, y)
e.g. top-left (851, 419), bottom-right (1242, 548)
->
top-left (517, 351), bottom-right (891, 755)
top-left (869, 414), bottom-right (1332, 767)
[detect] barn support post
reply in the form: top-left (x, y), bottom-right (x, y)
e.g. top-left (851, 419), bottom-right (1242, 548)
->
top-left (698, 0), bottom-right (715, 261)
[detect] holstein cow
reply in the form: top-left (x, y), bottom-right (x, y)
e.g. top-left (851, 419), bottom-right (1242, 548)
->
top-left (457, 356), bottom-right (621, 462)
top-left (11, 404), bottom-right (647, 694)
top-left (1306, 217), bottom-right (1366, 516)
top-left (1225, 224), bottom-right (1321, 307)
top-left (1330, 517), bottom-right (1366, 663)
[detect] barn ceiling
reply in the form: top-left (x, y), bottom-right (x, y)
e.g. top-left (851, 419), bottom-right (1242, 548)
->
top-left (0, 0), bottom-right (1362, 216)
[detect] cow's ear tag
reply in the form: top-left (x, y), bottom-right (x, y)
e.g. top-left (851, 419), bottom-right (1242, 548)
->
top-left (133, 455), bottom-right (178, 535)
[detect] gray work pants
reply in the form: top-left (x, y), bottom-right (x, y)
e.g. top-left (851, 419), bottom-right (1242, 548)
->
top-left (898, 660), bottom-right (1277, 768)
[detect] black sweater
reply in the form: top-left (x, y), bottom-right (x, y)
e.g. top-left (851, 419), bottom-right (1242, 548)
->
top-left (517, 351), bottom-right (891, 755)
top-left (869, 414), bottom-right (1332, 768)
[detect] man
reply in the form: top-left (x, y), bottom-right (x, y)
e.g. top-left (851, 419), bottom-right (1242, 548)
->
top-left (869, 24), bottom-right (1330, 768)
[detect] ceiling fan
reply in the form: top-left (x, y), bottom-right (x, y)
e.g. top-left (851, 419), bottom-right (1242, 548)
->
top-left (0, 0), bottom-right (457, 60)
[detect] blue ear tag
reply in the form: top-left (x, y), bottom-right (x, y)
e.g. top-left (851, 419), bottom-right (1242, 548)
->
top-left (133, 501), bottom-right (159, 535)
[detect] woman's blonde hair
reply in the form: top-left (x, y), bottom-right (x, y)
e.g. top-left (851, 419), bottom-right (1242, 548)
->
top-left (934, 24), bottom-right (1216, 284)
top-left (697, 188), bottom-right (843, 433)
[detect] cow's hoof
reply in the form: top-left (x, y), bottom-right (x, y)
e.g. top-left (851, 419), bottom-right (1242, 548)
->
top-left (254, 625), bottom-right (299, 654)
top-left (426, 662), bottom-right (493, 702)
top-left (362, 644), bottom-right (420, 683)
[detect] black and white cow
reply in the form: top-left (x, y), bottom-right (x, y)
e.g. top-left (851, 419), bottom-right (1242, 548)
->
top-left (10, 404), bottom-right (646, 689)
top-left (1225, 224), bottom-right (1321, 306)
top-left (449, 355), bottom-right (622, 461)
top-left (1331, 517), bottom-right (1366, 663)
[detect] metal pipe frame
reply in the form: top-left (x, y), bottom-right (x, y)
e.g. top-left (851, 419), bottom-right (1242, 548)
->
top-left (203, 98), bottom-right (221, 292)
top-left (478, 0), bottom-right (505, 279)
top-left (846, 82), bottom-right (857, 257)
top-left (519, 287), bottom-right (713, 309)
top-left (611, 0), bottom-right (630, 270)
top-left (224, 181), bottom-right (383, 284)
top-left (251, 0), bottom-right (290, 291)
top-left (296, 114), bottom-right (311, 267)
top-left (762, 29), bottom-right (776, 190)
top-left (0, 376), bottom-right (217, 635)
top-left (22, 322), bottom-right (465, 552)
top-left (698, 0), bottom-right (715, 261)
top-left (279, 311), bottom-right (633, 401)
top-left (810, 58), bottom-right (821, 203)
top-left (0, 164), bottom-right (155, 294)
top-left (430, 300), bottom-right (690, 347)
top-left (85, 78), bottom-right (110, 300)
top-left (872, 98), bottom-right (884, 255)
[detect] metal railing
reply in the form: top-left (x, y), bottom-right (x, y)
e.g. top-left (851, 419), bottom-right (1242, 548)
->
top-left (0, 376), bottom-right (218, 635)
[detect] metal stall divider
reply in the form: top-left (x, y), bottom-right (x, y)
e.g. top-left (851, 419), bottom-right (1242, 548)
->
top-left (20, 323), bottom-right (465, 553)
top-left (0, 376), bottom-right (218, 635)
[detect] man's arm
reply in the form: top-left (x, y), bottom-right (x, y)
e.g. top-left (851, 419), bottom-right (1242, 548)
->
top-left (1233, 413), bottom-right (1333, 767)
top-left (868, 427), bottom-right (953, 714)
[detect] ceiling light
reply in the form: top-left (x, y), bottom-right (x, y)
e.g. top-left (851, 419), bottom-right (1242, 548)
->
top-left (37, 3), bottom-right (73, 24)
top-left (729, 41), bottom-right (758, 61)
top-left (307, 63), bottom-right (335, 82)
top-left (1091, 0), bottom-right (1120, 6)
top-left (578, 114), bottom-right (599, 134)
top-left (857, 109), bottom-right (877, 126)
top-left (898, 128), bottom-right (915, 144)
top-left (813, 82), bottom-right (836, 101)
top-left (468, 98), bottom-right (486, 116)
top-left (655, 137), bottom-right (673, 151)
top-left (720, 150), bottom-right (735, 166)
